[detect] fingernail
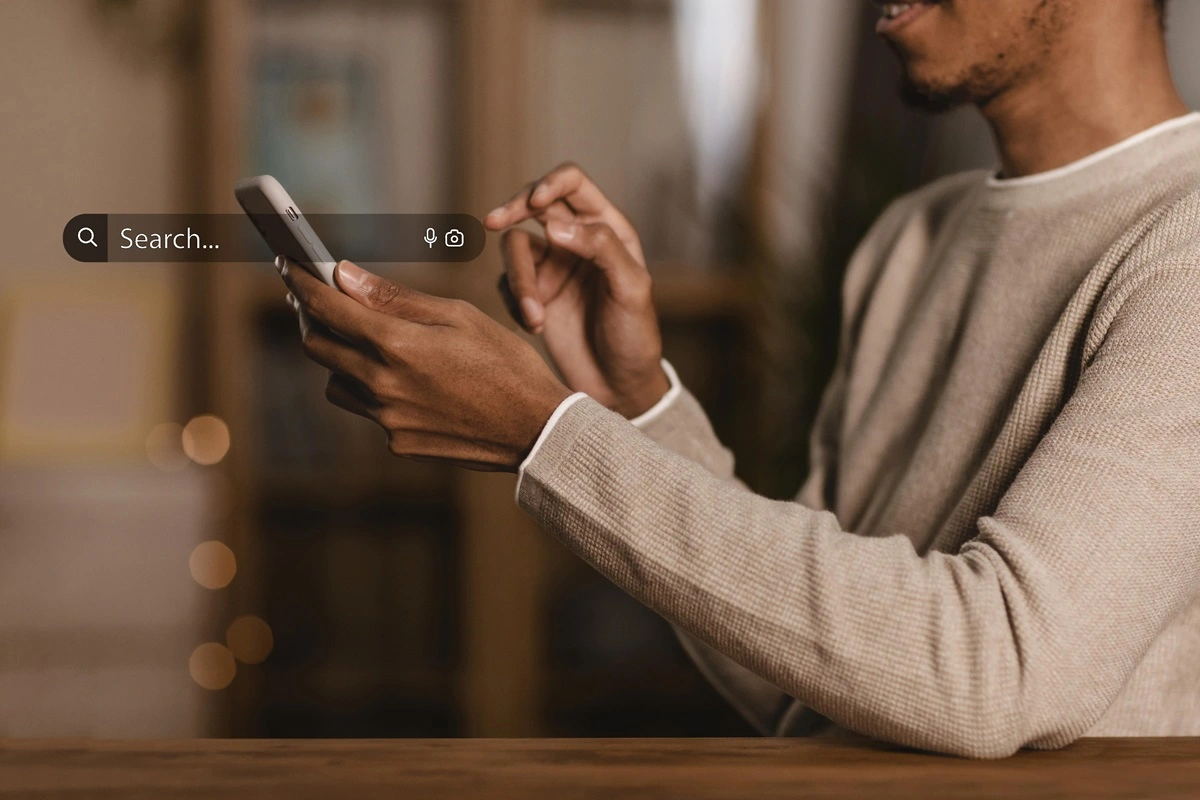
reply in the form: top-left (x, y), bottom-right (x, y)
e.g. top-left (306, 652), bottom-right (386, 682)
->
top-left (531, 185), bottom-right (550, 203)
top-left (547, 221), bottom-right (577, 241)
top-left (335, 260), bottom-right (368, 292)
top-left (521, 297), bottom-right (543, 327)
top-left (486, 206), bottom-right (505, 219)
top-left (274, 255), bottom-right (285, 272)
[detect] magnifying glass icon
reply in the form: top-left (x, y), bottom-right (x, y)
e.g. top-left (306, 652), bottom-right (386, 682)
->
top-left (78, 227), bottom-right (98, 247)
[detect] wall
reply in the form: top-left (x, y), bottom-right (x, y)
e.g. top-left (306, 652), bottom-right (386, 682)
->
top-left (0, 0), bottom-right (215, 736)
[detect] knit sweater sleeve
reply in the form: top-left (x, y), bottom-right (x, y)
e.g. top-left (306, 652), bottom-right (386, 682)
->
top-left (516, 265), bottom-right (1200, 758)
top-left (617, 363), bottom-right (786, 733)
top-left (633, 383), bottom-right (739, 483)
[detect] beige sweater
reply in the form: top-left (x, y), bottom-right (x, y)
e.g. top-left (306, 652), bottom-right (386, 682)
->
top-left (517, 113), bottom-right (1200, 758)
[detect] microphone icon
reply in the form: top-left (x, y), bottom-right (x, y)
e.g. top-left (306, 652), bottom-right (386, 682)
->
top-left (424, 228), bottom-right (437, 248)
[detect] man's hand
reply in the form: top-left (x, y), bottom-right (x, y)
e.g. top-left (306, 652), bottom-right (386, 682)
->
top-left (485, 163), bottom-right (670, 419)
top-left (279, 256), bottom-right (572, 471)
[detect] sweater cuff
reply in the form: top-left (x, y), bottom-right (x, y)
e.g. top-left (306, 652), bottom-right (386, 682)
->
top-left (514, 360), bottom-right (679, 502)
top-left (515, 396), bottom-right (616, 514)
top-left (628, 359), bottom-right (681, 428)
top-left (515, 391), bottom-right (588, 501)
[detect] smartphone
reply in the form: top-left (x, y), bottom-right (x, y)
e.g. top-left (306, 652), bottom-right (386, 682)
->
top-left (234, 175), bottom-right (339, 288)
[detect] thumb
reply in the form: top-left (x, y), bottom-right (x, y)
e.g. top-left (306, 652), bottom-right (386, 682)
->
top-left (335, 260), bottom-right (446, 325)
top-left (334, 259), bottom-right (388, 305)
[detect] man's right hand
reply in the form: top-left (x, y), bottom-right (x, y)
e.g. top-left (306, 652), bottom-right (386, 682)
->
top-left (485, 163), bottom-right (670, 420)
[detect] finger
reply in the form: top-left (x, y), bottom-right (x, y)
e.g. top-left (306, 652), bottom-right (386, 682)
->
top-left (544, 220), bottom-right (650, 303)
top-left (527, 162), bottom-right (611, 214)
top-left (500, 229), bottom-right (547, 332)
top-left (498, 273), bottom-right (523, 329)
top-left (483, 180), bottom-right (536, 230)
top-left (334, 260), bottom-right (452, 326)
top-left (298, 319), bottom-right (378, 382)
top-left (324, 372), bottom-right (378, 422)
top-left (285, 289), bottom-right (317, 342)
top-left (276, 256), bottom-right (380, 344)
top-left (485, 185), bottom-right (577, 232)
top-left (484, 163), bottom-right (609, 230)
top-left (486, 165), bottom-right (646, 267)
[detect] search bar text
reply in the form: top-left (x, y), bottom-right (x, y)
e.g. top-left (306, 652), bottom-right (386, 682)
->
top-left (63, 214), bottom-right (486, 264)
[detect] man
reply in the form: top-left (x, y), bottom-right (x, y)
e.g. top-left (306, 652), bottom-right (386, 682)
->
top-left (280, 0), bottom-right (1200, 757)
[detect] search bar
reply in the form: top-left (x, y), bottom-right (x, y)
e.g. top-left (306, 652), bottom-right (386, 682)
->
top-left (62, 214), bottom-right (486, 264)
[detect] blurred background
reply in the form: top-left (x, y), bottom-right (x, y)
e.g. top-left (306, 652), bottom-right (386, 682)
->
top-left (1, 0), bottom-right (1198, 739)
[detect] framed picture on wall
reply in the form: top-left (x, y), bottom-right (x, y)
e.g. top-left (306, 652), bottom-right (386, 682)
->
top-left (0, 272), bottom-right (178, 462)
top-left (251, 52), bottom-right (382, 215)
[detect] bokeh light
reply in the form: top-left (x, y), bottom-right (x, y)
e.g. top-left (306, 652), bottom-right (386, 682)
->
top-left (188, 642), bottom-right (237, 690)
top-left (182, 414), bottom-right (231, 465)
top-left (188, 540), bottom-right (237, 589)
top-left (145, 422), bottom-right (188, 471)
top-left (226, 614), bottom-right (274, 664)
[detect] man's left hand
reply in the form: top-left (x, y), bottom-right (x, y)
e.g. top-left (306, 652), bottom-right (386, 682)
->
top-left (278, 256), bottom-right (573, 472)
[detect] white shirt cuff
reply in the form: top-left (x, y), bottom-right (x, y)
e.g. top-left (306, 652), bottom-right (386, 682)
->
top-left (514, 360), bottom-right (681, 501)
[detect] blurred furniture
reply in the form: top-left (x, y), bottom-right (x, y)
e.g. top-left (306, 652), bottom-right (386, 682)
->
top-left (0, 469), bottom-right (215, 736)
top-left (199, 0), bottom-right (762, 737)
top-left (0, 0), bottom-right (218, 738)
top-left (4, 737), bottom-right (1199, 798)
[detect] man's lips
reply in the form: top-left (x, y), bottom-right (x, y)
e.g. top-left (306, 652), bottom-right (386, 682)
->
top-left (875, 1), bottom-right (939, 36)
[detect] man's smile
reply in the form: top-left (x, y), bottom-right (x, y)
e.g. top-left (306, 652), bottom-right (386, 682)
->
top-left (874, 0), bottom-right (941, 36)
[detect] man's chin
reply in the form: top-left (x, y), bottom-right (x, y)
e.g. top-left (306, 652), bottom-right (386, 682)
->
top-left (897, 74), bottom-right (972, 114)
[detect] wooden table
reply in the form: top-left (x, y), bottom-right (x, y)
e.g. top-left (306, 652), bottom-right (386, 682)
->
top-left (3, 737), bottom-right (1199, 799)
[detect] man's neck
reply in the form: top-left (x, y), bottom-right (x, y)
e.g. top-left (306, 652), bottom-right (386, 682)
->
top-left (981, 21), bottom-right (1188, 180)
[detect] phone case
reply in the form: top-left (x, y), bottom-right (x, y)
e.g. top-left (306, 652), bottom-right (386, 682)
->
top-left (234, 174), bottom-right (339, 288)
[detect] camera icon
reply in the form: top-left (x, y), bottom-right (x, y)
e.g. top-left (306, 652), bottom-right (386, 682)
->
top-left (445, 228), bottom-right (465, 248)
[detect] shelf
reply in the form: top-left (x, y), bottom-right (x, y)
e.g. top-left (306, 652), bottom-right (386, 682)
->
top-left (263, 664), bottom-right (456, 704)
top-left (257, 664), bottom-right (462, 736)
top-left (256, 467), bottom-right (457, 510)
top-left (545, 663), bottom-right (712, 709)
top-left (651, 269), bottom-right (755, 319)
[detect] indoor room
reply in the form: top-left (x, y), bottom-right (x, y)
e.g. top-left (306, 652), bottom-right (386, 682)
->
top-left (3, 0), bottom-right (1200, 796)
